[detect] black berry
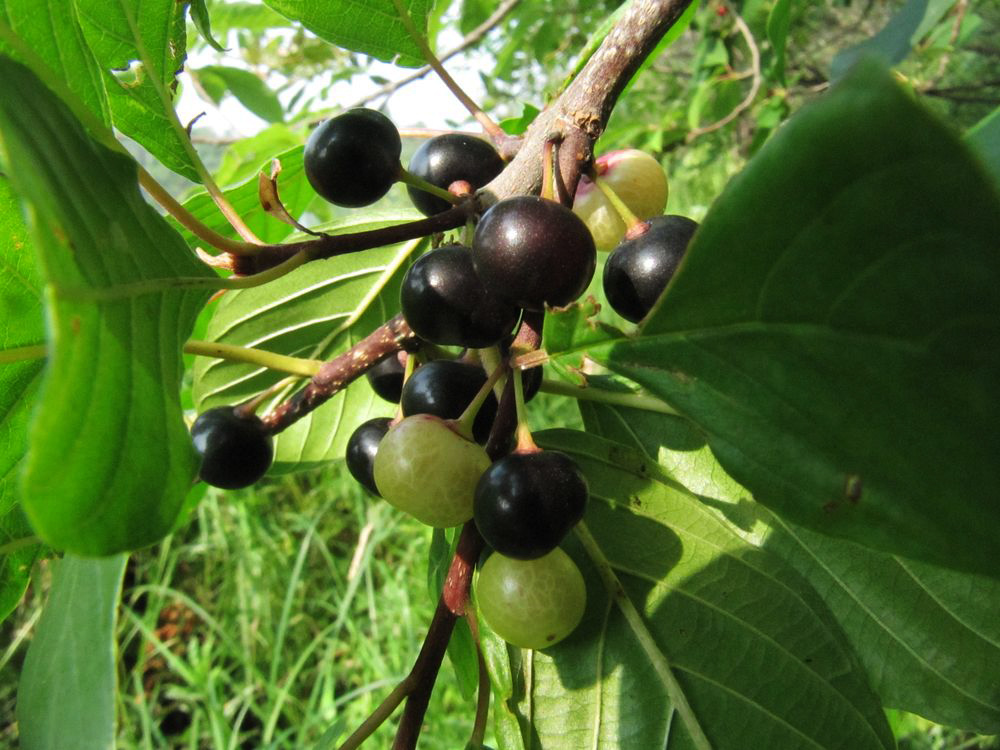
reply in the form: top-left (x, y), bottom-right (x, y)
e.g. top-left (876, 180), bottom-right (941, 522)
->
top-left (346, 417), bottom-right (392, 496)
top-left (191, 407), bottom-right (273, 490)
top-left (304, 108), bottom-right (402, 207)
top-left (473, 451), bottom-right (588, 559)
top-left (603, 215), bottom-right (698, 323)
top-left (400, 360), bottom-right (497, 444)
top-left (473, 196), bottom-right (596, 311)
top-left (366, 354), bottom-right (405, 404)
top-left (401, 245), bottom-right (519, 348)
top-left (407, 134), bottom-right (504, 216)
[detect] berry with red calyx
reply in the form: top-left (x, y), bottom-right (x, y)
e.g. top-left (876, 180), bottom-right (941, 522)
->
top-left (366, 353), bottom-right (406, 404)
top-left (573, 149), bottom-right (669, 251)
top-left (401, 360), bottom-right (497, 444)
top-left (473, 450), bottom-right (588, 559)
top-left (473, 196), bottom-right (596, 311)
top-left (476, 548), bottom-right (587, 650)
top-left (603, 214), bottom-right (698, 323)
top-left (407, 133), bottom-right (504, 216)
top-left (191, 406), bottom-right (273, 490)
top-left (372, 413), bottom-right (491, 527)
top-left (304, 108), bottom-right (402, 207)
top-left (401, 245), bottom-right (519, 348)
top-left (346, 417), bottom-right (392, 495)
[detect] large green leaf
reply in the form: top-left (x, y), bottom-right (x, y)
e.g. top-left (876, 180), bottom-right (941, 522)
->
top-left (0, 0), bottom-right (110, 127)
top-left (491, 429), bottom-right (893, 750)
top-left (0, 56), bottom-right (215, 555)
top-left (572, 60), bottom-right (1000, 579)
top-left (17, 553), bottom-right (127, 750)
top-left (193, 65), bottom-right (285, 123)
top-left (761, 513), bottom-right (1000, 734)
top-left (0, 175), bottom-right (44, 622)
top-left (75, 0), bottom-right (199, 180)
top-left (261, 0), bottom-right (433, 67)
top-left (579, 397), bottom-right (1000, 735)
top-left (192, 215), bottom-right (424, 471)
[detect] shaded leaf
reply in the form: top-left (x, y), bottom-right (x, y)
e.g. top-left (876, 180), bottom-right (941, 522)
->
top-left (261, 0), bottom-right (433, 68)
top-left (189, 0), bottom-right (227, 52)
top-left (490, 429), bottom-right (893, 750)
top-left (587, 60), bottom-right (1000, 579)
top-left (831, 0), bottom-right (930, 79)
top-left (192, 214), bottom-right (425, 471)
top-left (967, 105), bottom-right (1000, 189)
top-left (766, 0), bottom-right (792, 84)
top-left (75, 0), bottom-right (199, 180)
top-left (0, 56), bottom-right (215, 554)
top-left (17, 553), bottom-right (127, 750)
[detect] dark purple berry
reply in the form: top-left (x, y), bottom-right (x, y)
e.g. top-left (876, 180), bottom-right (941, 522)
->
top-left (191, 407), bottom-right (273, 490)
top-left (400, 360), bottom-right (497, 444)
top-left (401, 245), bottom-right (519, 348)
top-left (304, 108), bottom-right (401, 207)
top-left (346, 417), bottom-right (392, 496)
top-left (603, 215), bottom-right (698, 323)
top-left (474, 451), bottom-right (588, 559)
top-left (473, 196), bottom-right (596, 311)
top-left (407, 134), bottom-right (504, 216)
top-left (366, 354), bottom-right (405, 404)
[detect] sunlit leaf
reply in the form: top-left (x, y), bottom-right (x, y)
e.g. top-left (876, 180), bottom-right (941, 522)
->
top-left (0, 56), bottom-right (214, 554)
top-left (17, 553), bottom-right (126, 750)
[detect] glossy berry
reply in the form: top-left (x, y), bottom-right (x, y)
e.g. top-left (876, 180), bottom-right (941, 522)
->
top-left (603, 215), bottom-right (698, 323)
top-left (407, 134), bottom-right (504, 216)
top-left (346, 417), bottom-right (392, 495)
top-left (191, 407), bottom-right (273, 490)
top-left (476, 548), bottom-right (586, 650)
top-left (366, 354), bottom-right (405, 403)
top-left (401, 360), bottom-right (497, 444)
top-left (373, 414), bottom-right (491, 527)
top-left (401, 245), bottom-right (519, 348)
top-left (474, 451), bottom-right (588, 559)
top-left (573, 149), bottom-right (669, 251)
top-left (473, 196), bottom-right (596, 311)
top-left (304, 108), bottom-right (402, 207)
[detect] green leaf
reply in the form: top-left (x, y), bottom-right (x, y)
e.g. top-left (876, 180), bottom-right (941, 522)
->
top-left (189, 0), bottom-right (227, 52)
top-left (194, 65), bottom-right (284, 123)
top-left (0, 56), bottom-right (215, 555)
top-left (590, 60), bottom-right (1000, 579)
top-left (495, 429), bottom-right (893, 750)
top-left (192, 215), bottom-right (424, 472)
top-left (761, 512), bottom-right (1000, 734)
top-left (170, 142), bottom-right (317, 247)
top-left (766, 0), bottom-right (792, 84)
top-left (261, 0), bottom-right (433, 67)
top-left (831, 0), bottom-right (930, 80)
top-left (0, 0), bottom-right (111, 128)
top-left (17, 553), bottom-right (127, 750)
top-left (75, 0), bottom-right (200, 180)
top-left (0, 174), bottom-right (45, 622)
top-left (967, 105), bottom-right (1000, 189)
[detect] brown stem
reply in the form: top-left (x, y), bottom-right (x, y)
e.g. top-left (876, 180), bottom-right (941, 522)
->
top-left (231, 204), bottom-right (473, 275)
top-left (261, 314), bottom-right (418, 433)
top-left (392, 523), bottom-right (484, 750)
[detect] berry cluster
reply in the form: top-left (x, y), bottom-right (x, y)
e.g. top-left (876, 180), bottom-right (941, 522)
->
top-left (188, 116), bottom-right (693, 651)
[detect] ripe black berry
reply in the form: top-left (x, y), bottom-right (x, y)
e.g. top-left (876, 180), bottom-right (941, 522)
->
top-left (406, 134), bottom-right (504, 216)
top-left (473, 196), bottom-right (596, 311)
top-left (346, 417), bottom-right (392, 496)
top-left (603, 215), bottom-right (698, 323)
top-left (400, 360), bottom-right (497, 444)
top-left (473, 451), bottom-right (588, 559)
top-left (304, 108), bottom-right (402, 207)
top-left (366, 354), bottom-right (405, 403)
top-left (191, 407), bottom-right (273, 490)
top-left (401, 245), bottom-right (519, 348)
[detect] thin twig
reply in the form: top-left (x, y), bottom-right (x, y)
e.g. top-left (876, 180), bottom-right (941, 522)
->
top-left (348, 0), bottom-right (522, 111)
top-left (686, 7), bottom-right (761, 141)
